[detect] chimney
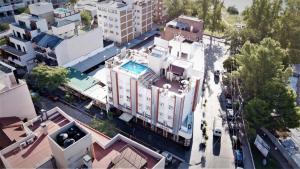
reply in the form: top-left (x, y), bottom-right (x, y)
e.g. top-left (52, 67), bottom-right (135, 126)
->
top-left (41, 122), bottom-right (48, 135)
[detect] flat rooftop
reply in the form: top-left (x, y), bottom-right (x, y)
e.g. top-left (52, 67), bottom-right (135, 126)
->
top-left (0, 108), bottom-right (163, 169)
top-left (0, 117), bottom-right (25, 150)
top-left (92, 140), bottom-right (159, 169)
top-left (66, 67), bottom-right (100, 92)
top-left (2, 114), bottom-right (70, 168)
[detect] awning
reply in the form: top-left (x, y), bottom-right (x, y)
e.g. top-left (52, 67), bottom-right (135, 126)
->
top-left (118, 113), bottom-right (133, 123)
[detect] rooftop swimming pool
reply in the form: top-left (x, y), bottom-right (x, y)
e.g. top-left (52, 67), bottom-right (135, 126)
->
top-left (55, 8), bottom-right (71, 14)
top-left (121, 61), bottom-right (148, 75)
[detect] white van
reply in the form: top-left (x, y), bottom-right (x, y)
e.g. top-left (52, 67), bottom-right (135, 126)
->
top-left (213, 117), bottom-right (222, 137)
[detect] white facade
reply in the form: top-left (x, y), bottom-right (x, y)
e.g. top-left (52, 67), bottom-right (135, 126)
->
top-left (0, 61), bottom-right (36, 120)
top-left (51, 21), bottom-right (76, 38)
top-left (106, 37), bottom-right (205, 146)
top-left (55, 28), bottom-right (103, 66)
top-left (0, 13), bottom-right (48, 71)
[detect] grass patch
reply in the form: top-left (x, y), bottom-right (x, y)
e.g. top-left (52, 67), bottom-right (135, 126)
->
top-left (0, 38), bottom-right (7, 46)
top-left (222, 8), bottom-right (244, 28)
top-left (251, 143), bottom-right (281, 169)
top-left (89, 117), bottom-right (117, 138)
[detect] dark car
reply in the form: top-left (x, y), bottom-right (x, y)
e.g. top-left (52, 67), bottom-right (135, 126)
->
top-left (214, 70), bottom-right (220, 77)
top-left (234, 149), bottom-right (244, 167)
top-left (226, 98), bottom-right (233, 109)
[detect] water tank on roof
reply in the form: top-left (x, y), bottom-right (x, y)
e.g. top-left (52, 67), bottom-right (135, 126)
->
top-left (56, 133), bottom-right (68, 146)
top-left (63, 138), bottom-right (75, 148)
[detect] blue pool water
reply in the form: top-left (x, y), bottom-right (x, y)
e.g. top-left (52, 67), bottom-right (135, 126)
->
top-left (121, 61), bottom-right (148, 75)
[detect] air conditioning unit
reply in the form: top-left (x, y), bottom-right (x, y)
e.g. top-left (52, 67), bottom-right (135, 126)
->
top-left (83, 154), bottom-right (92, 169)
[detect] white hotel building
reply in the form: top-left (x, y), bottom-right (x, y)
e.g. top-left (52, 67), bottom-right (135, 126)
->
top-left (106, 37), bottom-right (205, 146)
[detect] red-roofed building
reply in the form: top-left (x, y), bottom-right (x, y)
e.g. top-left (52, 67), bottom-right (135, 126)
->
top-left (0, 107), bottom-right (165, 169)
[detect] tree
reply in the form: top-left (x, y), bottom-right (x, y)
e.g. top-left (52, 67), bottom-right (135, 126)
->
top-left (208, 0), bottom-right (224, 34)
top-left (227, 6), bottom-right (239, 15)
top-left (28, 64), bottom-right (68, 93)
top-left (244, 98), bottom-right (272, 129)
top-left (236, 38), bottom-right (291, 99)
top-left (69, 0), bottom-right (78, 9)
top-left (243, 0), bottom-right (282, 43)
top-left (184, 0), bottom-right (198, 16)
top-left (165, 0), bottom-right (184, 19)
top-left (276, 0), bottom-right (300, 64)
top-left (196, 0), bottom-right (211, 29)
top-left (80, 11), bottom-right (92, 28)
top-left (260, 81), bottom-right (300, 129)
top-left (223, 56), bottom-right (239, 72)
top-left (0, 23), bottom-right (9, 32)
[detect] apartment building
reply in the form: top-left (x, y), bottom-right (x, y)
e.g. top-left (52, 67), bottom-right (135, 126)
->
top-left (0, 106), bottom-right (165, 168)
top-left (105, 37), bottom-right (205, 146)
top-left (0, 61), bottom-right (36, 120)
top-left (96, 0), bottom-right (153, 45)
top-left (0, 12), bottom-right (48, 71)
top-left (32, 27), bottom-right (103, 66)
top-left (0, 0), bottom-right (69, 18)
top-left (162, 15), bottom-right (204, 42)
top-left (153, 0), bottom-right (167, 24)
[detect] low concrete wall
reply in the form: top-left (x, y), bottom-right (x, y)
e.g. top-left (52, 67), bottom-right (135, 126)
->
top-left (262, 128), bottom-right (300, 169)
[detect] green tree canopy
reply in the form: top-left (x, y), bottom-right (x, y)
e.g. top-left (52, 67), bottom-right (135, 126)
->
top-left (259, 81), bottom-right (300, 129)
top-left (276, 0), bottom-right (300, 64)
top-left (28, 65), bottom-right (68, 92)
top-left (208, 0), bottom-right (224, 34)
top-left (223, 56), bottom-right (239, 72)
top-left (243, 0), bottom-right (282, 43)
top-left (236, 38), bottom-right (291, 98)
top-left (165, 0), bottom-right (184, 19)
top-left (80, 11), bottom-right (92, 28)
top-left (245, 98), bottom-right (272, 129)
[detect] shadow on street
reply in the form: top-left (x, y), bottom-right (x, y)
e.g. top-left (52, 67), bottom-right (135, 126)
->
top-left (205, 44), bottom-right (224, 71)
top-left (213, 136), bottom-right (221, 156)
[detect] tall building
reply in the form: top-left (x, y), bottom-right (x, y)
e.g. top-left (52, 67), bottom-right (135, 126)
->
top-left (0, 61), bottom-right (36, 120)
top-left (0, 107), bottom-right (165, 168)
top-left (96, 0), bottom-right (153, 45)
top-left (105, 37), bottom-right (205, 146)
top-left (153, 0), bottom-right (167, 24)
top-left (162, 15), bottom-right (204, 42)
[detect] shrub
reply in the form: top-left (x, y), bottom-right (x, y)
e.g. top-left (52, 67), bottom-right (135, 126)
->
top-left (227, 6), bottom-right (239, 15)
top-left (0, 23), bottom-right (9, 32)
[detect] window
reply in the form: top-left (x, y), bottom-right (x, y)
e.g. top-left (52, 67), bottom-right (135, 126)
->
top-left (169, 105), bottom-right (173, 110)
top-left (160, 103), bottom-right (164, 107)
top-left (119, 86), bottom-right (123, 89)
top-left (168, 115), bottom-right (172, 120)
top-left (146, 97), bottom-right (150, 101)
top-left (146, 106), bottom-right (150, 110)
top-left (120, 95), bottom-right (123, 98)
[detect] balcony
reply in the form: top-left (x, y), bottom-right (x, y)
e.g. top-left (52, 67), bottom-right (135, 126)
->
top-left (9, 35), bottom-right (29, 43)
top-left (1, 45), bottom-right (26, 57)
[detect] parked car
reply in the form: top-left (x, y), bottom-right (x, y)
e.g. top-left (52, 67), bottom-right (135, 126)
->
top-left (226, 98), bottom-right (233, 108)
top-left (234, 149), bottom-right (244, 167)
top-left (227, 109), bottom-right (234, 120)
top-left (161, 151), bottom-right (173, 164)
top-left (214, 70), bottom-right (220, 78)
